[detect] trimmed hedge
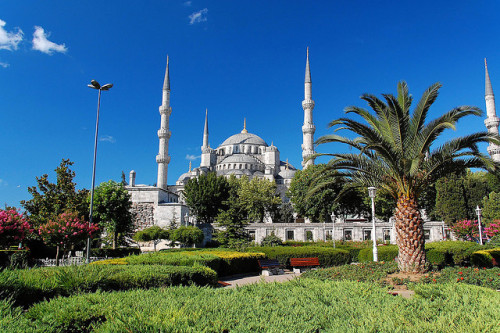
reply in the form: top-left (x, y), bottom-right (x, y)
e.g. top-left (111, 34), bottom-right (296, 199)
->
top-left (3, 281), bottom-right (499, 332)
top-left (0, 264), bottom-right (217, 307)
top-left (358, 245), bottom-right (399, 263)
top-left (92, 249), bottom-right (266, 277)
top-left (90, 247), bottom-right (141, 258)
top-left (425, 241), bottom-right (484, 268)
top-left (470, 248), bottom-right (500, 268)
top-left (248, 246), bottom-right (350, 267)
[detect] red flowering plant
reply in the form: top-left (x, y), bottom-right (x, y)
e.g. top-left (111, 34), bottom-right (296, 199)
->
top-left (38, 211), bottom-right (99, 265)
top-left (484, 221), bottom-right (500, 239)
top-left (450, 220), bottom-right (481, 242)
top-left (0, 209), bottom-right (32, 248)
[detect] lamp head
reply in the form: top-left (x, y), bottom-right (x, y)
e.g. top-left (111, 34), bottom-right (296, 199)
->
top-left (88, 80), bottom-right (100, 90)
top-left (368, 186), bottom-right (377, 198)
top-left (101, 83), bottom-right (113, 91)
top-left (476, 205), bottom-right (482, 216)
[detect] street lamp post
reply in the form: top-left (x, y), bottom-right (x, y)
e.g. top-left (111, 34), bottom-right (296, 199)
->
top-left (86, 80), bottom-right (113, 264)
top-left (475, 206), bottom-right (483, 245)
top-left (368, 187), bottom-right (378, 262)
top-left (331, 212), bottom-right (336, 248)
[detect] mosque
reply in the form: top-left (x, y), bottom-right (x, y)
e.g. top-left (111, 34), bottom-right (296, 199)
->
top-left (125, 51), bottom-right (499, 245)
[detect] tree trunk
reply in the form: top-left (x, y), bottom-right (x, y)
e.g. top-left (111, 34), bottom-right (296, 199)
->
top-left (55, 245), bottom-right (60, 267)
top-left (394, 195), bottom-right (426, 273)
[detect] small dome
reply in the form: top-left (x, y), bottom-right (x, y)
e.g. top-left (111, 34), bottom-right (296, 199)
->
top-left (177, 172), bottom-right (192, 183)
top-left (219, 132), bottom-right (267, 147)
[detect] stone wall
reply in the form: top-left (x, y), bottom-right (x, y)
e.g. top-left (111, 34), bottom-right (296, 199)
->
top-left (131, 202), bottom-right (155, 230)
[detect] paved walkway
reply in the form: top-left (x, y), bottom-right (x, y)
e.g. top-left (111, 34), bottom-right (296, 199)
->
top-left (219, 270), bottom-right (300, 288)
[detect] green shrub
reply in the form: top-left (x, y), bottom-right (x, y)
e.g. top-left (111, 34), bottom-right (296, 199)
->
top-left (470, 248), bottom-right (500, 268)
top-left (171, 226), bottom-right (204, 247)
top-left (260, 232), bottom-right (283, 247)
top-left (4, 280), bottom-right (498, 332)
top-left (302, 261), bottom-right (398, 286)
top-left (248, 246), bottom-right (350, 267)
top-left (0, 264), bottom-right (217, 307)
top-left (358, 245), bottom-right (398, 263)
top-left (417, 266), bottom-right (500, 290)
top-left (425, 241), bottom-right (485, 268)
top-left (90, 247), bottom-right (140, 258)
top-left (92, 249), bottom-right (265, 277)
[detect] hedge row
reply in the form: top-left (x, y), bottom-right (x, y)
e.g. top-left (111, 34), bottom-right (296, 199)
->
top-left (357, 245), bottom-right (399, 263)
top-left (248, 246), bottom-right (351, 266)
top-left (0, 264), bottom-right (217, 307)
top-left (92, 250), bottom-right (266, 277)
top-left (471, 248), bottom-right (500, 268)
top-left (90, 247), bottom-right (141, 258)
top-left (2, 280), bottom-right (499, 332)
top-left (425, 241), bottom-right (485, 268)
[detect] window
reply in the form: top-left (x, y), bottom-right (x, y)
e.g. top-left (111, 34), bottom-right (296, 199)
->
top-left (325, 230), bottom-right (332, 240)
top-left (383, 229), bottom-right (391, 241)
top-left (286, 230), bottom-right (294, 240)
top-left (363, 229), bottom-right (371, 241)
top-left (266, 229), bottom-right (274, 236)
top-left (248, 230), bottom-right (256, 241)
top-left (424, 229), bottom-right (430, 240)
top-left (305, 230), bottom-right (313, 241)
top-left (344, 230), bottom-right (352, 241)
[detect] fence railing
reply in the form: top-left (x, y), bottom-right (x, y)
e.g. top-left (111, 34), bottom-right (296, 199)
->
top-left (34, 257), bottom-right (110, 267)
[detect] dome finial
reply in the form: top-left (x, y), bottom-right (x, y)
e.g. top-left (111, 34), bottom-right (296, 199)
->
top-left (241, 117), bottom-right (248, 133)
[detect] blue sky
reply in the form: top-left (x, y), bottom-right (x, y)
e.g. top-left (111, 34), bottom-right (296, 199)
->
top-left (1, 1), bottom-right (499, 208)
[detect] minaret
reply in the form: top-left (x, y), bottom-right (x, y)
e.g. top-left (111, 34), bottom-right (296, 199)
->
top-left (202, 108), bottom-right (209, 149)
top-left (200, 109), bottom-right (216, 168)
top-left (302, 47), bottom-right (316, 168)
top-left (484, 58), bottom-right (500, 161)
top-left (156, 55), bottom-right (172, 190)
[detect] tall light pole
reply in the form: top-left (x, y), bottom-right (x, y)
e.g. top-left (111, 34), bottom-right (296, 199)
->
top-left (331, 211), bottom-right (336, 248)
top-left (86, 80), bottom-right (113, 263)
top-left (475, 206), bottom-right (484, 245)
top-left (368, 187), bottom-right (378, 262)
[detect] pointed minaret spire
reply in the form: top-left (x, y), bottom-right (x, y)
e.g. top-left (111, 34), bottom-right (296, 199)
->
top-left (189, 161), bottom-right (192, 172)
top-left (157, 55), bottom-right (173, 190)
top-left (241, 118), bottom-right (248, 133)
top-left (484, 58), bottom-right (500, 162)
top-left (202, 108), bottom-right (209, 149)
top-left (302, 47), bottom-right (316, 168)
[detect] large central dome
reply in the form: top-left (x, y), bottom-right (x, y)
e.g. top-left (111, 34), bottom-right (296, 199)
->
top-left (219, 132), bottom-right (267, 147)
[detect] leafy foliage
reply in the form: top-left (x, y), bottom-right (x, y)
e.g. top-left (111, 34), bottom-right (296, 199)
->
top-left (0, 209), bottom-right (31, 248)
top-left (450, 220), bottom-right (481, 242)
top-left (482, 191), bottom-right (500, 222)
top-left (183, 172), bottom-right (231, 224)
top-left (170, 226), bottom-right (204, 247)
top-left (238, 176), bottom-right (281, 223)
top-left (91, 180), bottom-right (133, 249)
top-left (260, 232), bottom-right (283, 247)
top-left (21, 159), bottom-right (89, 227)
top-left (133, 226), bottom-right (170, 251)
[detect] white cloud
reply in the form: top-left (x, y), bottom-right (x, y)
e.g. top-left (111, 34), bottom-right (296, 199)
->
top-left (189, 8), bottom-right (208, 25)
top-left (0, 61), bottom-right (9, 68)
top-left (0, 179), bottom-right (7, 186)
top-left (99, 135), bottom-right (116, 143)
top-left (185, 154), bottom-right (200, 161)
top-left (184, 1), bottom-right (192, 6)
top-left (0, 19), bottom-right (23, 51)
top-left (32, 26), bottom-right (67, 54)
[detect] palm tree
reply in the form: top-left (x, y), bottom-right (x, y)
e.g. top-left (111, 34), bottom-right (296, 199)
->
top-left (314, 82), bottom-right (498, 273)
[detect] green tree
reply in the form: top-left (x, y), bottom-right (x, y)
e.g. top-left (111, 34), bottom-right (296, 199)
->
top-left (288, 164), bottom-right (367, 222)
top-left (482, 191), bottom-right (500, 223)
top-left (170, 226), bottom-right (204, 247)
top-left (91, 180), bottom-right (133, 249)
top-left (315, 81), bottom-right (497, 272)
top-left (133, 226), bottom-right (170, 251)
top-left (238, 177), bottom-right (281, 223)
top-left (21, 159), bottom-right (89, 227)
top-left (183, 172), bottom-right (231, 224)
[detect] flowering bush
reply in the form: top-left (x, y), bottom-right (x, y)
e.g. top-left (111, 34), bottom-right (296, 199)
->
top-left (484, 221), bottom-right (500, 238)
top-left (38, 211), bottom-right (98, 265)
top-left (450, 219), bottom-right (481, 241)
top-left (0, 209), bottom-right (31, 247)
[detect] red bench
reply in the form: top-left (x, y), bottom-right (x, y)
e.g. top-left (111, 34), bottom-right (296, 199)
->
top-left (290, 257), bottom-right (320, 273)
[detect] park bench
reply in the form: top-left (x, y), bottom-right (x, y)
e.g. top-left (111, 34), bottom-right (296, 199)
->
top-left (290, 257), bottom-right (320, 273)
top-left (258, 259), bottom-right (284, 276)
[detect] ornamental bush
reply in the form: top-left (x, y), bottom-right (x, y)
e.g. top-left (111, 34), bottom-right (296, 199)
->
top-left (357, 245), bottom-right (399, 263)
top-left (0, 264), bottom-right (217, 307)
top-left (425, 241), bottom-right (485, 268)
top-left (0, 209), bottom-right (31, 248)
top-left (470, 248), bottom-right (500, 268)
top-left (260, 232), bottom-right (283, 247)
top-left (248, 246), bottom-right (350, 267)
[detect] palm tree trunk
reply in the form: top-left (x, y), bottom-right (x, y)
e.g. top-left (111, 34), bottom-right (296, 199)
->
top-left (394, 195), bottom-right (426, 273)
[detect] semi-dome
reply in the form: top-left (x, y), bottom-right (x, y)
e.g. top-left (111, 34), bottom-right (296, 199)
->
top-left (219, 132), bottom-right (267, 147)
